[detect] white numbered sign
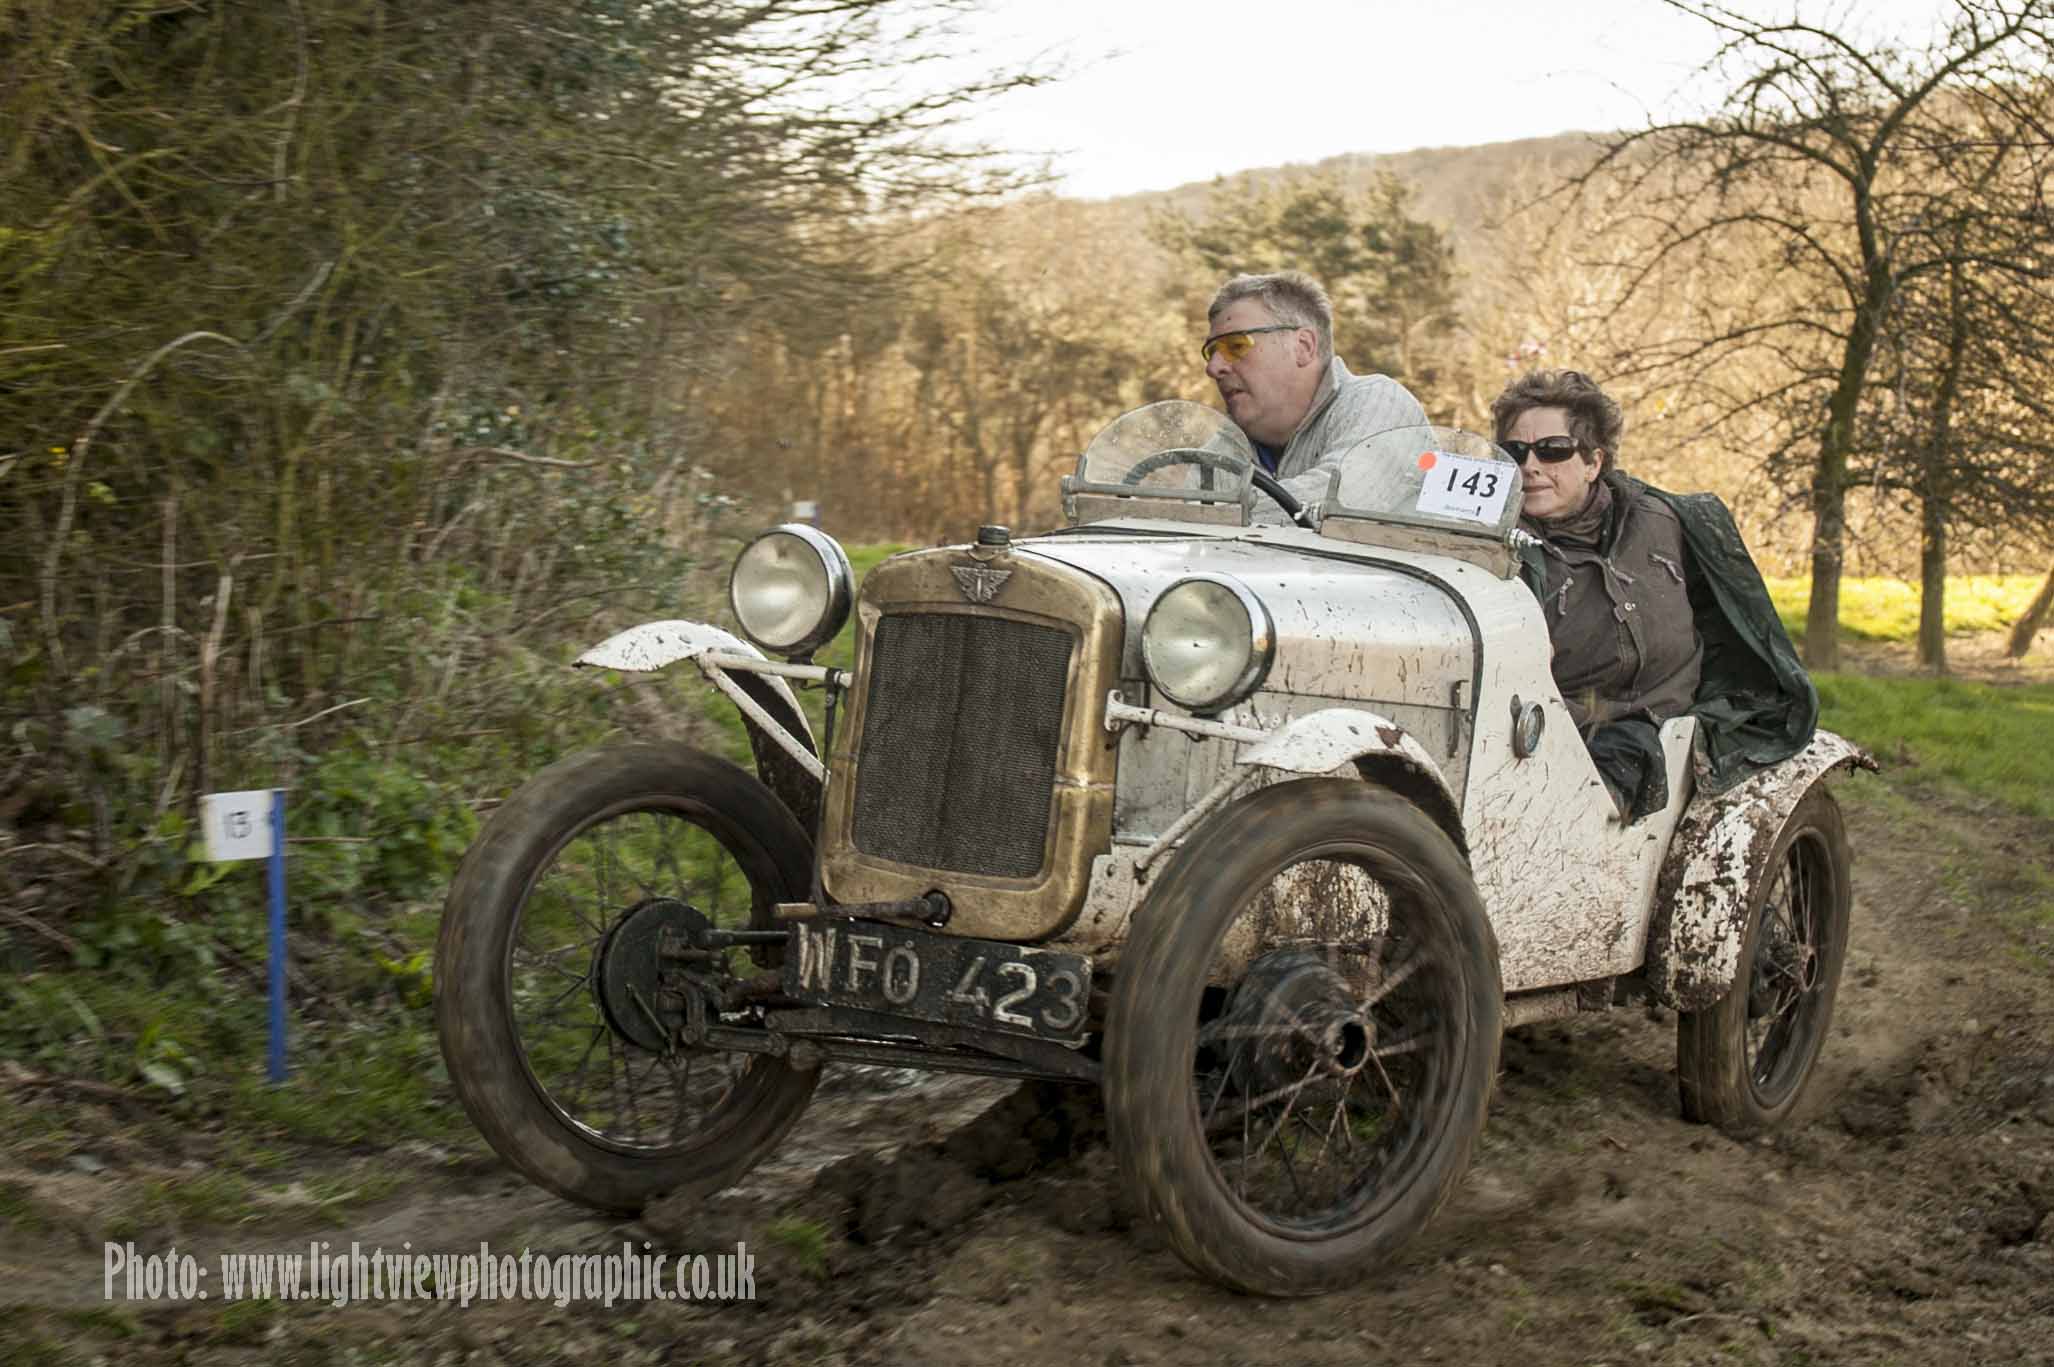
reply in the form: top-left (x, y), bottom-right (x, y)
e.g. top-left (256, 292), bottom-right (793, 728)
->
top-left (1414, 452), bottom-right (1513, 524)
top-left (201, 790), bottom-right (277, 862)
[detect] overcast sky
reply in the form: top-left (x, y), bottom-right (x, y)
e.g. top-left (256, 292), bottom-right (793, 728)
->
top-left (938, 0), bottom-right (1969, 199)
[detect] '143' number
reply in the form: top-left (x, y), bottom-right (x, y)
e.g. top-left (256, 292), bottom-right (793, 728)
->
top-left (1447, 468), bottom-right (1500, 499)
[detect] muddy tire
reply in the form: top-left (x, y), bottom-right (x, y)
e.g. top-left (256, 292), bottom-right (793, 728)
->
top-left (1677, 785), bottom-right (1851, 1135)
top-left (436, 743), bottom-right (818, 1213)
top-left (1104, 780), bottom-right (1501, 1297)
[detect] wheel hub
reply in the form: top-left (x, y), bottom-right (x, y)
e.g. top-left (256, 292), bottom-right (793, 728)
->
top-left (594, 898), bottom-right (717, 1052)
top-left (1747, 930), bottom-right (1815, 1018)
top-left (1217, 948), bottom-right (1372, 1094)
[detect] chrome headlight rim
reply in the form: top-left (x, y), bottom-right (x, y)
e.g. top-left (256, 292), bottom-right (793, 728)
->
top-left (727, 523), bottom-right (854, 659)
top-left (1141, 572), bottom-right (1275, 716)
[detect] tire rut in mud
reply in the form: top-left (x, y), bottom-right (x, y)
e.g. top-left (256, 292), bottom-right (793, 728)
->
top-left (636, 1077), bottom-right (1124, 1327)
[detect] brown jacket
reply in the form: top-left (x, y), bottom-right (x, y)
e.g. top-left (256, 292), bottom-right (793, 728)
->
top-left (1523, 474), bottom-right (1702, 733)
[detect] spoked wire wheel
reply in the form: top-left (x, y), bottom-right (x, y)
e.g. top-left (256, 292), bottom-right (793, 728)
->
top-left (511, 801), bottom-right (763, 1150)
top-left (1107, 780), bottom-right (1501, 1296)
top-left (438, 743), bottom-right (818, 1211)
top-left (1741, 823), bottom-right (1837, 1103)
top-left (1679, 786), bottom-right (1851, 1133)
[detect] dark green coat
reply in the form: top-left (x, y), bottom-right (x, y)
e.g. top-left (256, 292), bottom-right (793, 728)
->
top-left (1519, 472), bottom-right (1817, 796)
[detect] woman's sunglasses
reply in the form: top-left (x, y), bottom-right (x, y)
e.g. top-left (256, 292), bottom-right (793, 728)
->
top-left (1498, 436), bottom-right (1587, 465)
top-left (1200, 325), bottom-right (1298, 364)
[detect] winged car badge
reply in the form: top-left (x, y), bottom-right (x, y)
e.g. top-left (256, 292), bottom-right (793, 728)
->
top-left (951, 564), bottom-right (1012, 604)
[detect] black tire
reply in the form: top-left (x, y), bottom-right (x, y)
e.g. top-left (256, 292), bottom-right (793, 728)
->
top-left (436, 742), bottom-right (818, 1212)
top-left (1677, 785), bottom-right (1851, 1134)
top-left (1104, 779), bottom-right (1501, 1297)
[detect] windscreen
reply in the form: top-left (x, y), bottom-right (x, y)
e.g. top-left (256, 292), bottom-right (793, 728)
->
top-left (1323, 425), bottom-right (1524, 540)
top-left (1074, 400), bottom-right (1257, 499)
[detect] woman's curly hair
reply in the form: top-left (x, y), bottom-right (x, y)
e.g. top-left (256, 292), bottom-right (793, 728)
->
top-left (1490, 369), bottom-right (1624, 473)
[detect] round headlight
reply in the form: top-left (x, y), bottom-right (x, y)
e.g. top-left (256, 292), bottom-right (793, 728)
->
top-left (728, 524), bottom-right (853, 658)
top-left (1141, 574), bottom-right (1274, 715)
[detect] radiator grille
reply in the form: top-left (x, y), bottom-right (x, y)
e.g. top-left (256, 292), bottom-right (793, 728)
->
top-left (852, 614), bottom-right (1073, 878)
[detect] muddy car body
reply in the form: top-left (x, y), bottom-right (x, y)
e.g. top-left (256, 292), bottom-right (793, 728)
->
top-left (438, 403), bottom-right (1868, 1295)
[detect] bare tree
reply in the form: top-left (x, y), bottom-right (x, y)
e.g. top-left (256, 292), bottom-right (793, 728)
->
top-left (1566, 0), bottom-right (2054, 668)
top-left (1844, 77), bottom-right (2054, 671)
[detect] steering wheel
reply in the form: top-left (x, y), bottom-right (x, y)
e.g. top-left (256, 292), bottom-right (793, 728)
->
top-left (1119, 448), bottom-right (1312, 528)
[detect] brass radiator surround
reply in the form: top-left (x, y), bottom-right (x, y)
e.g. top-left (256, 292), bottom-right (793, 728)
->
top-left (820, 548), bottom-right (1123, 943)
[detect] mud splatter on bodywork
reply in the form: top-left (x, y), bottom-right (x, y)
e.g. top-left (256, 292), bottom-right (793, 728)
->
top-left (1645, 730), bottom-right (1875, 1010)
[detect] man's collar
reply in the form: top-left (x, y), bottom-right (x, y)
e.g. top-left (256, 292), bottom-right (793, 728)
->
top-left (1286, 357), bottom-right (1353, 445)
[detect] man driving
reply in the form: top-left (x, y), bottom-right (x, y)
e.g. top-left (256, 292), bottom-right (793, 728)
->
top-left (1203, 271), bottom-right (1428, 520)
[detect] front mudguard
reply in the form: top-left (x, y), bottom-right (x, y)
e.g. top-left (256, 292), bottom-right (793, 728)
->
top-left (1238, 707), bottom-right (1466, 856)
top-left (576, 621), bottom-right (823, 832)
top-left (1070, 707), bottom-right (1465, 951)
top-left (1644, 730), bottom-right (1875, 1011)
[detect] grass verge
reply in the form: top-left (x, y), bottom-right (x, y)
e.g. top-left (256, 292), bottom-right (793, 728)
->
top-left (1819, 673), bottom-right (2054, 974)
top-left (1815, 673), bottom-right (2054, 822)
top-left (1766, 574), bottom-right (2041, 643)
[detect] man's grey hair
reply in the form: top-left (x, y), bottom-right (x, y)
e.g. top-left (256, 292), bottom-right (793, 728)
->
top-left (1207, 272), bottom-right (1334, 367)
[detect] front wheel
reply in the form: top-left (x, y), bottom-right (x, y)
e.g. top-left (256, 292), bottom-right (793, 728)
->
top-left (1105, 780), bottom-right (1501, 1296)
top-left (1677, 785), bottom-right (1851, 1134)
top-left (436, 742), bottom-right (819, 1212)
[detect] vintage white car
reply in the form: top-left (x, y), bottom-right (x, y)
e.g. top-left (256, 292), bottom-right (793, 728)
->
top-left (436, 402), bottom-right (1869, 1296)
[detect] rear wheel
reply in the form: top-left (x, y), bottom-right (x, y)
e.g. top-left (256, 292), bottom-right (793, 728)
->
top-left (1677, 786), bottom-right (1851, 1134)
top-left (1105, 780), bottom-right (1501, 1296)
top-left (436, 743), bottom-right (818, 1212)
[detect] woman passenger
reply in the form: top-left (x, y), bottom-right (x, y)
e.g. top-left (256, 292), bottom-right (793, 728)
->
top-left (1491, 370), bottom-right (1704, 820)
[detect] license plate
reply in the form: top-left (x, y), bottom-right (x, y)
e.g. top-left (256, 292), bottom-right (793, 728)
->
top-left (781, 918), bottom-right (1091, 1044)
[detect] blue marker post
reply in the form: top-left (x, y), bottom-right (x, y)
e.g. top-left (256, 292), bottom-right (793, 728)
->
top-left (200, 788), bottom-right (291, 1083)
top-left (267, 788), bottom-right (288, 1083)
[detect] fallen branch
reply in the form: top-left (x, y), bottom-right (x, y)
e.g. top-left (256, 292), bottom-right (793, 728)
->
top-left (449, 445), bottom-right (597, 471)
top-left (0, 1063), bottom-right (154, 1111)
top-left (2, 842), bottom-right (109, 870)
top-left (220, 696), bottom-right (370, 737)
top-left (0, 905), bottom-right (81, 955)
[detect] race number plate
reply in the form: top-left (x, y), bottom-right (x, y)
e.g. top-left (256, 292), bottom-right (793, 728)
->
top-left (781, 918), bottom-right (1091, 1045)
top-left (1415, 451), bottom-right (1513, 524)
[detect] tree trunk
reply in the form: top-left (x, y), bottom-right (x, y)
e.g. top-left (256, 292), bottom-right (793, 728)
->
top-left (1802, 346), bottom-right (1869, 674)
top-left (1916, 251), bottom-right (1971, 676)
top-left (1803, 496), bottom-right (1845, 672)
top-left (2008, 561), bottom-right (2054, 658)
top-left (1917, 495), bottom-right (1946, 673)
top-left (1805, 201), bottom-right (1896, 673)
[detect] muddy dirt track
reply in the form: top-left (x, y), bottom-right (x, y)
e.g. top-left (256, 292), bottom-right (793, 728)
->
top-left (4, 781), bottom-right (2052, 1366)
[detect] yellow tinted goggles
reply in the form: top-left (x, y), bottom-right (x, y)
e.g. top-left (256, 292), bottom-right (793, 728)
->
top-left (1200, 324), bottom-right (1297, 365)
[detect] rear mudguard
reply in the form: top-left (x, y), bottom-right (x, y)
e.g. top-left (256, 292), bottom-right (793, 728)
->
top-left (1645, 730), bottom-right (1875, 1011)
top-left (576, 621), bottom-right (823, 832)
